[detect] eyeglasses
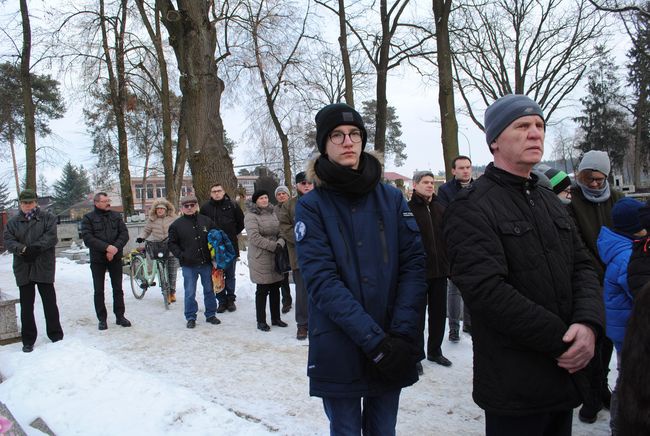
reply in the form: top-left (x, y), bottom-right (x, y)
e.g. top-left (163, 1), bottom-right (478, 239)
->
top-left (586, 176), bottom-right (607, 186)
top-left (329, 130), bottom-right (362, 145)
top-left (182, 203), bottom-right (197, 209)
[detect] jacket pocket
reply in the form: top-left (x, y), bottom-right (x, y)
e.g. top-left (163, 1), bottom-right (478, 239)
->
top-left (308, 328), bottom-right (364, 383)
top-left (498, 221), bottom-right (540, 271)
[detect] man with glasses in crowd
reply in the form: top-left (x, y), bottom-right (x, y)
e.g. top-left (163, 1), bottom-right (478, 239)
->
top-left (277, 171), bottom-right (313, 340)
top-left (200, 183), bottom-right (245, 313)
top-left (568, 150), bottom-right (622, 423)
top-left (81, 192), bottom-right (132, 330)
top-left (169, 195), bottom-right (220, 328)
top-left (295, 103), bottom-right (426, 435)
top-left (4, 189), bottom-right (63, 352)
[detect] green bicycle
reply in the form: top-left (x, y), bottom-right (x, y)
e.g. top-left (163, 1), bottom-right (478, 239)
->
top-left (130, 240), bottom-right (171, 310)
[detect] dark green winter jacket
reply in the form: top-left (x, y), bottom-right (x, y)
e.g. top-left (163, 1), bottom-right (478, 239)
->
top-left (567, 187), bottom-right (623, 282)
top-left (4, 209), bottom-right (58, 286)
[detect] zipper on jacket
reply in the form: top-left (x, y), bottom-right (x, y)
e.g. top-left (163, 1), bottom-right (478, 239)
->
top-left (378, 218), bottom-right (389, 264)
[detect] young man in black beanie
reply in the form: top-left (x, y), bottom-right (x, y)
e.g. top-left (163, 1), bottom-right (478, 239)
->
top-left (295, 103), bottom-right (427, 435)
top-left (444, 94), bottom-right (604, 436)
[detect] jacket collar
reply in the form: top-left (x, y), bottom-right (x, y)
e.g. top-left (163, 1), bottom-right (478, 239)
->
top-left (485, 163), bottom-right (539, 191)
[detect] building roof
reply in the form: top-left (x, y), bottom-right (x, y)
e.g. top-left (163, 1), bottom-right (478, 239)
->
top-left (383, 172), bottom-right (412, 182)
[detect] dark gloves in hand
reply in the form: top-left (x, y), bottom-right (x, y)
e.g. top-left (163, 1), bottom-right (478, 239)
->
top-left (22, 246), bottom-right (41, 262)
top-left (136, 237), bottom-right (145, 243)
top-left (275, 243), bottom-right (284, 253)
top-left (368, 336), bottom-right (416, 382)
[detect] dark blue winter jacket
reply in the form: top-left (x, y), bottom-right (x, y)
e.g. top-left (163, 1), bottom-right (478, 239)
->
top-left (597, 226), bottom-right (634, 353)
top-left (295, 173), bottom-right (427, 398)
top-left (437, 177), bottom-right (472, 207)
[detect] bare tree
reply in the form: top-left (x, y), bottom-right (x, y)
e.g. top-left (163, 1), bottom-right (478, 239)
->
top-left (234, 0), bottom-right (315, 189)
top-left (432, 0), bottom-right (459, 179)
top-left (452, 0), bottom-right (607, 129)
top-left (19, 0), bottom-right (37, 191)
top-left (158, 0), bottom-right (238, 202)
top-left (316, 0), bottom-right (435, 158)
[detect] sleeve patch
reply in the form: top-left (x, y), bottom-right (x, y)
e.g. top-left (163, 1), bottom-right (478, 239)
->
top-left (294, 221), bottom-right (306, 242)
top-left (402, 211), bottom-right (414, 218)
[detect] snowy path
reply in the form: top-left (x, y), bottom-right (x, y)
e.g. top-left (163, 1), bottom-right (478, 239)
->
top-left (0, 255), bottom-right (612, 435)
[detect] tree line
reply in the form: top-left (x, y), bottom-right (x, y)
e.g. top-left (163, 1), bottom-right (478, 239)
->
top-left (1, 0), bottom-right (649, 217)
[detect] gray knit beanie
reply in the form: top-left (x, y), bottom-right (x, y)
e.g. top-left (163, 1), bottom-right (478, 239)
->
top-left (578, 150), bottom-right (611, 177)
top-left (484, 94), bottom-right (545, 149)
top-left (274, 185), bottom-right (290, 197)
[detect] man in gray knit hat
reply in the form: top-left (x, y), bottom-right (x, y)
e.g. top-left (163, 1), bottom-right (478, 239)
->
top-left (444, 94), bottom-right (604, 435)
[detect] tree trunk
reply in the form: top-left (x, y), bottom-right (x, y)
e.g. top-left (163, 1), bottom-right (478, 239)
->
top-left (374, 0), bottom-right (390, 160)
top-left (633, 94), bottom-right (645, 187)
top-left (20, 0), bottom-right (37, 192)
top-left (99, 0), bottom-right (134, 217)
top-left (433, 0), bottom-right (459, 180)
top-left (9, 136), bottom-right (20, 195)
top-left (135, 0), bottom-right (177, 204)
top-left (338, 0), bottom-right (354, 107)
top-left (173, 110), bottom-right (188, 205)
top-left (158, 0), bottom-right (236, 204)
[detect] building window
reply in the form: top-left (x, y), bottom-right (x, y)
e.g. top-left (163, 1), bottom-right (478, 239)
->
top-left (135, 184), bottom-right (144, 199)
top-left (146, 184), bottom-right (154, 199)
top-left (156, 185), bottom-right (166, 198)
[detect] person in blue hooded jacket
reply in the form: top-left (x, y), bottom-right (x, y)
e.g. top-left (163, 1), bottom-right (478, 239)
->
top-left (597, 197), bottom-right (647, 435)
top-left (295, 103), bottom-right (427, 436)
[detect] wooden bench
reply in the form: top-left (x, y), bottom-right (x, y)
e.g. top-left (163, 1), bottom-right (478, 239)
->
top-left (0, 291), bottom-right (21, 345)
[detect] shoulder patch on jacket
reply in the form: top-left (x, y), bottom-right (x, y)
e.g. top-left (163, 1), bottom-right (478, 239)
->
top-left (402, 211), bottom-right (414, 218)
top-left (294, 221), bottom-right (306, 242)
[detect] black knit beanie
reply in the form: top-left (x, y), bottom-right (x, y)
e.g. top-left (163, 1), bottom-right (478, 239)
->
top-left (315, 103), bottom-right (367, 154)
top-left (252, 190), bottom-right (269, 204)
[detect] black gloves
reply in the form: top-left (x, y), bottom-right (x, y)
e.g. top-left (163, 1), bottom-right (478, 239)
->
top-left (275, 243), bottom-right (284, 253)
top-left (367, 335), bottom-right (416, 382)
top-left (136, 237), bottom-right (145, 243)
top-left (22, 246), bottom-right (41, 262)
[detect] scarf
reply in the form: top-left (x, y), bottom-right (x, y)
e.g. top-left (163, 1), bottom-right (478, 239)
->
top-left (577, 180), bottom-right (611, 203)
top-left (314, 152), bottom-right (382, 198)
top-left (23, 207), bottom-right (39, 221)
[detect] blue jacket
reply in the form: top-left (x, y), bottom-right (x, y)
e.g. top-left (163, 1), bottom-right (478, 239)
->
top-left (296, 178), bottom-right (426, 398)
top-left (437, 177), bottom-right (472, 207)
top-left (597, 226), bottom-right (634, 353)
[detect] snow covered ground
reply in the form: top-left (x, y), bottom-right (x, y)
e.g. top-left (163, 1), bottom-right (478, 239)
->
top-left (0, 254), bottom-right (614, 435)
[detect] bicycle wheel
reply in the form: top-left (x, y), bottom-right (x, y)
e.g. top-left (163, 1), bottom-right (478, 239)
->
top-left (158, 261), bottom-right (170, 310)
top-left (130, 255), bottom-right (148, 299)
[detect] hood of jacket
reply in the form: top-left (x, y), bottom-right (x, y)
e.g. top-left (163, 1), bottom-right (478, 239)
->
top-left (597, 226), bottom-right (633, 265)
top-left (148, 198), bottom-right (176, 220)
top-left (306, 150), bottom-right (384, 188)
top-left (246, 201), bottom-right (275, 215)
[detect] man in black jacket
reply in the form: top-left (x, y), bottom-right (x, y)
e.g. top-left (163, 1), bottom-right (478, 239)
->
top-left (170, 195), bottom-right (220, 328)
top-left (81, 192), bottom-right (131, 330)
top-left (199, 183), bottom-right (244, 313)
top-left (4, 189), bottom-right (63, 352)
top-left (444, 94), bottom-right (604, 436)
top-left (437, 155), bottom-right (474, 342)
top-left (408, 171), bottom-right (451, 369)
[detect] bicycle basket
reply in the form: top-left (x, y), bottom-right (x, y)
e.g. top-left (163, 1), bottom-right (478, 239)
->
top-left (146, 241), bottom-right (170, 260)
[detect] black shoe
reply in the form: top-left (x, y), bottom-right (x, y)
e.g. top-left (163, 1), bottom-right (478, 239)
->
top-left (427, 354), bottom-right (452, 367)
top-left (116, 317), bottom-right (132, 327)
top-left (186, 319), bottom-right (196, 329)
top-left (22, 344), bottom-right (34, 353)
top-left (216, 303), bottom-right (227, 314)
top-left (227, 302), bottom-right (237, 312)
top-left (578, 397), bottom-right (602, 424)
top-left (257, 322), bottom-right (271, 331)
top-left (272, 319), bottom-right (288, 327)
top-left (449, 329), bottom-right (460, 343)
top-left (281, 303), bottom-right (292, 314)
top-left (206, 316), bottom-right (221, 325)
top-left (416, 361), bottom-right (424, 376)
top-left (98, 320), bottom-right (108, 330)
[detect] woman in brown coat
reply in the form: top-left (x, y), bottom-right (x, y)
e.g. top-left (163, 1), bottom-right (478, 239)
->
top-left (245, 190), bottom-right (287, 331)
top-left (137, 199), bottom-right (179, 303)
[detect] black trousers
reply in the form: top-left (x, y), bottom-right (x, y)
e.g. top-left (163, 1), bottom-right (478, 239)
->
top-left (419, 277), bottom-right (447, 358)
top-left (90, 260), bottom-right (125, 322)
top-left (19, 282), bottom-right (63, 347)
top-left (280, 273), bottom-right (292, 306)
top-left (255, 282), bottom-right (281, 324)
top-left (485, 410), bottom-right (572, 436)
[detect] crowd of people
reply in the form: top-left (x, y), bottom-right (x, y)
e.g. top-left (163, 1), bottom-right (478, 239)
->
top-left (4, 96), bottom-right (650, 436)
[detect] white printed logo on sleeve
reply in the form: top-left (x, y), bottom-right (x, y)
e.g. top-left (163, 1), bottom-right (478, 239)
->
top-left (294, 221), bottom-right (306, 242)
